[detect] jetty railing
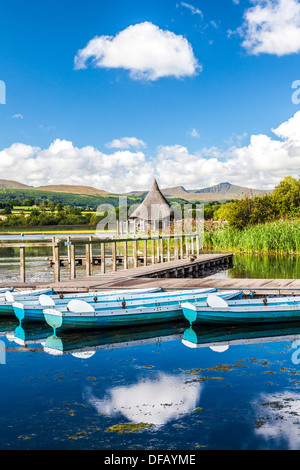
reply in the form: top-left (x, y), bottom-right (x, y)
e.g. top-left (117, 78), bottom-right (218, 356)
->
top-left (0, 234), bottom-right (202, 283)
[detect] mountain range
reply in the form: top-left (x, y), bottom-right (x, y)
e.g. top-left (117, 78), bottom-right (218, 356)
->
top-left (0, 179), bottom-right (270, 202)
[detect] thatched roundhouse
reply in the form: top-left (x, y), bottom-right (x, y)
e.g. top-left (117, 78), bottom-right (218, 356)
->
top-left (129, 179), bottom-right (174, 232)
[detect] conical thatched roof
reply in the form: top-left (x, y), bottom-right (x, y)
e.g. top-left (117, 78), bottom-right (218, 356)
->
top-left (130, 179), bottom-right (172, 221)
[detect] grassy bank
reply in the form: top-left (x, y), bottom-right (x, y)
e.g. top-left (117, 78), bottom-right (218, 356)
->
top-left (204, 220), bottom-right (300, 254)
top-left (0, 225), bottom-right (101, 234)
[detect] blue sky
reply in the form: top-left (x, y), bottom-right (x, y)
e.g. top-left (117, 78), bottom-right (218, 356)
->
top-left (0, 0), bottom-right (300, 192)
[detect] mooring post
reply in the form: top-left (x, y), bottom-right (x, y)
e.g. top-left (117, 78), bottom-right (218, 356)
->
top-left (112, 241), bottom-right (117, 272)
top-left (156, 237), bottom-right (160, 263)
top-left (144, 239), bottom-right (147, 266)
top-left (167, 237), bottom-right (171, 262)
top-left (196, 234), bottom-right (200, 255)
top-left (151, 239), bottom-right (155, 265)
top-left (70, 244), bottom-right (76, 279)
top-left (124, 241), bottom-right (128, 270)
top-left (185, 236), bottom-right (189, 257)
top-left (174, 237), bottom-right (179, 260)
top-left (53, 244), bottom-right (60, 282)
top-left (86, 243), bottom-right (91, 277)
top-left (67, 236), bottom-right (71, 264)
top-left (89, 236), bottom-right (93, 265)
top-left (101, 242), bottom-right (105, 274)
top-left (20, 247), bottom-right (25, 283)
top-left (191, 236), bottom-right (195, 255)
top-left (52, 236), bottom-right (55, 261)
top-left (180, 236), bottom-right (184, 259)
top-left (133, 239), bottom-right (138, 268)
top-left (160, 238), bottom-right (164, 263)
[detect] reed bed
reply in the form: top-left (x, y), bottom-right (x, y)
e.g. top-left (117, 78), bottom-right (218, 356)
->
top-left (204, 220), bottom-right (300, 254)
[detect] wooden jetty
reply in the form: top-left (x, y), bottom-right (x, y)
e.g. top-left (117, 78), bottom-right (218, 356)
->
top-left (0, 233), bottom-right (300, 297)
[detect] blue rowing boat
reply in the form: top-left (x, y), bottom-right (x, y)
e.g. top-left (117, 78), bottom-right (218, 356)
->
top-left (12, 288), bottom-right (216, 323)
top-left (0, 288), bottom-right (54, 316)
top-left (43, 290), bottom-right (243, 332)
top-left (181, 295), bottom-right (300, 326)
top-left (4, 287), bottom-right (161, 317)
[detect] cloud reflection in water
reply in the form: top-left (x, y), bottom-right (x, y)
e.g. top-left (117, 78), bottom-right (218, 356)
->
top-left (85, 372), bottom-right (202, 426)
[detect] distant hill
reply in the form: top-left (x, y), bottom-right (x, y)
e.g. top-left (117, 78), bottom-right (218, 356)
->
top-left (0, 179), bottom-right (271, 204)
top-left (0, 179), bottom-right (32, 190)
top-left (126, 182), bottom-right (271, 202)
top-left (35, 184), bottom-right (114, 197)
top-left (185, 182), bottom-right (271, 202)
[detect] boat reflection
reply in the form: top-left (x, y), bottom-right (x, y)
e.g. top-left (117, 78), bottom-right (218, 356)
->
top-left (0, 317), bottom-right (19, 337)
top-left (85, 372), bottom-right (202, 426)
top-left (13, 322), bottom-right (53, 347)
top-left (44, 322), bottom-right (187, 357)
top-left (182, 322), bottom-right (300, 351)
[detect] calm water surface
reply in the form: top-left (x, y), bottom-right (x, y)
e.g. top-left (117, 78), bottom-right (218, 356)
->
top-left (1, 319), bottom-right (300, 450)
top-left (0, 251), bottom-right (299, 449)
top-left (0, 250), bottom-right (299, 284)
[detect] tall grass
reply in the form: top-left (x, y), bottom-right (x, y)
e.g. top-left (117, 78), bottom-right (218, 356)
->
top-left (204, 220), bottom-right (300, 254)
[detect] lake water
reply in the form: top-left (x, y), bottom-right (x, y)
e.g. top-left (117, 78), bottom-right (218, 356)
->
top-left (0, 251), bottom-right (300, 450)
top-left (1, 319), bottom-right (300, 450)
top-left (0, 250), bottom-right (298, 284)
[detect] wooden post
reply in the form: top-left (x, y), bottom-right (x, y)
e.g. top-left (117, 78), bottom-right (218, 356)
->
top-left (196, 235), bottom-right (200, 256)
top-left (185, 236), bottom-right (189, 257)
top-left (70, 244), bottom-right (76, 280)
top-left (167, 237), bottom-right (171, 262)
top-left (53, 245), bottom-right (60, 282)
top-left (160, 238), bottom-right (164, 263)
top-left (124, 241), bottom-right (128, 270)
top-left (144, 239), bottom-right (147, 266)
top-left (20, 247), bottom-right (25, 283)
top-left (112, 241), bottom-right (117, 272)
top-left (133, 239), bottom-right (138, 268)
top-left (156, 237), bottom-right (160, 263)
top-left (174, 237), bottom-right (179, 260)
top-left (151, 239), bottom-right (155, 265)
top-left (180, 236), bottom-right (184, 259)
top-left (101, 242), bottom-right (105, 274)
top-left (67, 236), bottom-right (71, 264)
top-left (52, 236), bottom-right (55, 261)
top-left (86, 243), bottom-right (91, 277)
top-left (191, 236), bottom-right (194, 255)
top-left (89, 236), bottom-right (93, 265)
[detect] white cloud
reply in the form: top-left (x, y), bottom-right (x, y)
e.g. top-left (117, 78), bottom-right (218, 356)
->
top-left (155, 111), bottom-right (300, 190)
top-left (11, 114), bottom-right (23, 119)
top-left (74, 22), bottom-right (200, 81)
top-left (189, 128), bottom-right (200, 138)
top-left (177, 2), bottom-right (204, 17)
top-left (0, 139), bottom-right (154, 193)
top-left (1, 111), bottom-right (300, 192)
top-left (240, 0), bottom-right (300, 56)
top-left (105, 137), bottom-right (147, 149)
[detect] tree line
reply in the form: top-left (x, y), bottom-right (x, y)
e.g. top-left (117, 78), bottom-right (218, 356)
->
top-left (212, 176), bottom-right (300, 229)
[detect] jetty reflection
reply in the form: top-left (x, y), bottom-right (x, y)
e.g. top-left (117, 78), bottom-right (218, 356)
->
top-left (182, 322), bottom-right (300, 350)
top-left (44, 322), bottom-right (186, 356)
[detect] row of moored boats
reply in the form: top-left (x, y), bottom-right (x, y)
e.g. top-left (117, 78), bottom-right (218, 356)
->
top-left (0, 287), bottom-right (300, 334)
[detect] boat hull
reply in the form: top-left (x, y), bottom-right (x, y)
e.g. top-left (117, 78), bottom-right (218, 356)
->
top-left (182, 298), bottom-right (300, 325)
top-left (13, 288), bottom-right (218, 324)
top-left (44, 308), bottom-right (185, 331)
top-left (44, 290), bottom-right (243, 332)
